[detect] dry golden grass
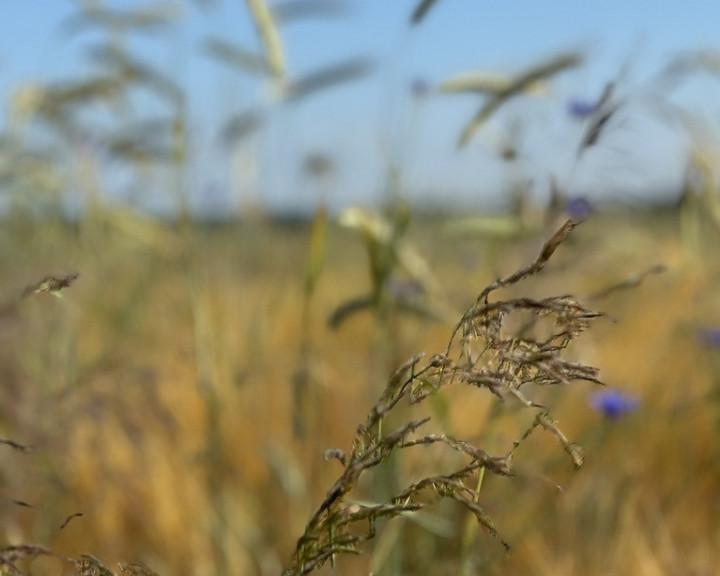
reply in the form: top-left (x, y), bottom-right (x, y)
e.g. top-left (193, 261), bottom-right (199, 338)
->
top-left (1, 209), bottom-right (719, 575)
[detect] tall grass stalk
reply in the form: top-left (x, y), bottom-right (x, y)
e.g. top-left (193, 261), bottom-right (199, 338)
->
top-left (284, 219), bottom-right (602, 575)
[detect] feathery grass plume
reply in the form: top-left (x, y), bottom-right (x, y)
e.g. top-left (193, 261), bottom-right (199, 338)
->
top-left (244, 0), bottom-right (285, 78)
top-left (470, 219), bottom-right (577, 309)
top-left (410, 0), bottom-right (443, 25)
top-left (284, 220), bottom-right (603, 575)
top-left (334, 203), bottom-right (447, 575)
top-left (281, 59), bottom-right (373, 102)
top-left (202, 37), bottom-right (271, 76)
top-left (445, 52), bottom-right (582, 148)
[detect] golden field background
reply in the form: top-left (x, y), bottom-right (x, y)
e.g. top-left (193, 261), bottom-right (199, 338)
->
top-left (3, 2), bottom-right (720, 574)
top-left (1, 207), bottom-right (719, 575)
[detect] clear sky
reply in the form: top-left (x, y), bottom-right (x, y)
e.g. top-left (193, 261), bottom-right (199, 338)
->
top-left (2, 1), bottom-right (720, 215)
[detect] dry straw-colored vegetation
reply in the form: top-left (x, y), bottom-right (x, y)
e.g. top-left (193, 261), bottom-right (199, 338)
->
top-left (2, 1), bottom-right (720, 576)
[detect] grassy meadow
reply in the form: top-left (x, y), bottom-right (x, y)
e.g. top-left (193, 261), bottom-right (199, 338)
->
top-left (1, 207), bottom-right (719, 576)
top-left (2, 2), bottom-right (720, 575)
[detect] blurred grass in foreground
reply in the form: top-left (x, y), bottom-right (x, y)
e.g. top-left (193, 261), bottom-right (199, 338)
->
top-left (0, 207), bottom-right (718, 575)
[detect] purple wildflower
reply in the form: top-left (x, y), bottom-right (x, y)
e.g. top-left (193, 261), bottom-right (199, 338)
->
top-left (567, 98), bottom-right (597, 119)
top-left (697, 328), bottom-right (720, 348)
top-left (590, 389), bottom-right (639, 419)
top-left (565, 196), bottom-right (594, 220)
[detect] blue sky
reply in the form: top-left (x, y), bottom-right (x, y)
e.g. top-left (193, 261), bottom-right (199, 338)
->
top-left (2, 1), bottom-right (720, 214)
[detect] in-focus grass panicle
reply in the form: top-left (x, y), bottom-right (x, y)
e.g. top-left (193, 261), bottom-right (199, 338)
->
top-left (283, 219), bottom-right (604, 575)
top-left (463, 219), bottom-right (577, 313)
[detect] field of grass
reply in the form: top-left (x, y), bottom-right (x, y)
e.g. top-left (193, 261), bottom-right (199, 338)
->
top-left (3, 3), bottom-right (720, 574)
top-left (1, 207), bottom-right (719, 575)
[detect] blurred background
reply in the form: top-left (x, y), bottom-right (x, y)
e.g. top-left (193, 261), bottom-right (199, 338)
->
top-left (0, 1), bottom-right (719, 575)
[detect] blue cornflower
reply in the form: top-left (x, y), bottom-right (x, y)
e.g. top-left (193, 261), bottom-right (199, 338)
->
top-left (565, 197), bottom-right (594, 220)
top-left (567, 98), bottom-right (597, 119)
top-left (590, 389), bottom-right (639, 419)
top-left (697, 328), bottom-right (720, 348)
